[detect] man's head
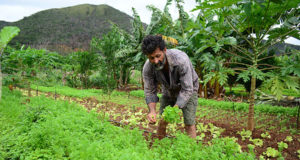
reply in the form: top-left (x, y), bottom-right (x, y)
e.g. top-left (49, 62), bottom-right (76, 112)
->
top-left (142, 35), bottom-right (167, 71)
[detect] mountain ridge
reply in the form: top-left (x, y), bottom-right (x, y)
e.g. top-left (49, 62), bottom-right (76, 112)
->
top-left (0, 4), bottom-right (137, 54)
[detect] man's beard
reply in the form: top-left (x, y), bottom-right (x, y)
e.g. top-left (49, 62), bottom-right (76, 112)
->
top-left (154, 54), bottom-right (166, 71)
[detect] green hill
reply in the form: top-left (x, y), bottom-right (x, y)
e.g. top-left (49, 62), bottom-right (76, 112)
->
top-left (0, 4), bottom-right (136, 54)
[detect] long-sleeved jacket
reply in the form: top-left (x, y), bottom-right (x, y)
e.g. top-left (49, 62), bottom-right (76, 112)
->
top-left (143, 49), bottom-right (199, 108)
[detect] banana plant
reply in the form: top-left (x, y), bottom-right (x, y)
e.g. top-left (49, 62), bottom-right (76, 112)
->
top-left (0, 26), bottom-right (20, 101)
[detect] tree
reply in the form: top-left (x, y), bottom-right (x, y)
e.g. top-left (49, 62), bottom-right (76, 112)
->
top-left (195, 0), bottom-right (299, 131)
top-left (0, 26), bottom-right (20, 101)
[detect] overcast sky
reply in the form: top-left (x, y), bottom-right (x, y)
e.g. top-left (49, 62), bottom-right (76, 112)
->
top-left (0, 0), bottom-right (299, 45)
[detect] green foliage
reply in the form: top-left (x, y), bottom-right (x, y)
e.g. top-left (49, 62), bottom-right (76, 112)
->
top-left (238, 129), bottom-right (252, 141)
top-left (0, 26), bottom-right (20, 50)
top-left (277, 141), bottom-right (288, 152)
top-left (284, 136), bottom-right (293, 142)
top-left (162, 106), bottom-right (181, 123)
top-left (263, 147), bottom-right (280, 158)
top-left (0, 87), bottom-right (255, 159)
top-left (127, 89), bottom-right (297, 116)
top-left (261, 132), bottom-right (271, 139)
top-left (250, 138), bottom-right (263, 147)
top-left (31, 84), bottom-right (103, 98)
top-left (64, 51), bottom-right (99, 88)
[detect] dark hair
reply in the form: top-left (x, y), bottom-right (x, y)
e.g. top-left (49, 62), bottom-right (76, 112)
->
top-left (142, 35), bottom-right (166, 55)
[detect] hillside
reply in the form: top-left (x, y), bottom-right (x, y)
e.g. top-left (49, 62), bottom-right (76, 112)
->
top-left (0, 4), bottom-right (136, 54)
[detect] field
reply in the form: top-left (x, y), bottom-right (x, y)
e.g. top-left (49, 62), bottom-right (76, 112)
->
top-left (1, 85), bottom-right (299, 159)
top-left (1, 0), bottom-right (299, 159)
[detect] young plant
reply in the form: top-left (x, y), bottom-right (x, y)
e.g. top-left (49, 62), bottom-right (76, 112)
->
top-left (196, 123), bottom-right (208, 133)
top-left (250, 138), bottom-right (263, 147)
top-left (261, 132), bottom-right (271, 139)
top-left (284, 136), bottom-right (293, 142)
top-left (238, 129), bottom-right (252, 141)
top-left (196, 133), bottom-right (205, 141)
top-left (277, 141), bottom-right (288, 152)
top-left (263, 147), bottom-right (280, 158)
top-left (247, 144), bottom-right (255, 153)
top-left (162, 106), bottom-right (181, 123)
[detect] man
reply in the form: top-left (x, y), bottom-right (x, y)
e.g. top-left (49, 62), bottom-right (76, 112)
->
top-left (142, 35), bottom-right (199, 139)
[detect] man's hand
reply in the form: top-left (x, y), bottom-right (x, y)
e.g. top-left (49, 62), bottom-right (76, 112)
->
top-left (147, 112), bottom-right (157, 124)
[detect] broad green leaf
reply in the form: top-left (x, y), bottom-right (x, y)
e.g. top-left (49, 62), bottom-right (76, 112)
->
top-left (0, 26), bottom-right (20, 50)
top-left (221, 37), bottom-right (237, 45)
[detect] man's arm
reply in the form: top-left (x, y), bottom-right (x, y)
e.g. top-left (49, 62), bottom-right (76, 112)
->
top-left (176, 59), bottom-right (194, 108)
top-left (147, 102), bottom-right (157, 123)
top-left (143, 61), bottom-right (159, 122)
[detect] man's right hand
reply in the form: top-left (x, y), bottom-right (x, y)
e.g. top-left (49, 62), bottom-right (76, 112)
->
top-left (147, 112), bottom-right (157, 124)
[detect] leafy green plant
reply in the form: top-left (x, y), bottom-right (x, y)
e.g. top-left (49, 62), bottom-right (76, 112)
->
top-left (285, 136), bottom-right (293, 142)
top-left (261, 132), bottom-right (271, 139)
top-left (247, 144), bottom-right (255, 153)
top-left (162, 106), bottom-right (181, 123)
top-left (250, 138), bottom-right (263, 147)
top-left (263, 147), bottom-right (280, 158)
top-left (238, 129), bottom-right (252, 141)
top-left (208, 123), bottom-right (224, 138)
top-left (197, 123), bottom-right (208, 133)
top-left (277, 141), bottom-right (288, 152)
top-left (0, 26), bottom-right (20, 100)
top-left (196, 133), bottom-right (205, 141)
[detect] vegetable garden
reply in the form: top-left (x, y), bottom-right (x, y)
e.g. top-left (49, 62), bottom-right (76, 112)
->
top-left (1, 0), bottom-right (299, 159)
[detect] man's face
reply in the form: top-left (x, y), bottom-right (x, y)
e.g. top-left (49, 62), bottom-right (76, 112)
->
top-left (147, 48), bottom-right (166, 70)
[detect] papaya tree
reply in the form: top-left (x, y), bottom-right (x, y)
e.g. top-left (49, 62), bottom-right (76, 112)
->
top-left (195, 0), bottom-right (299, 131)
top-left (0, 26), bottom-right (20, 101)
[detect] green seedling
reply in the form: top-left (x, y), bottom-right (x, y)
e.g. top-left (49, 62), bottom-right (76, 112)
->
top-left (196, 133), bottom-right (205, 141)
top-left (284, 136), bottom-right (293, 142)
top-left (250, 138), bottom-right (263, 147)
top-left (259, 155), bottom-right (266, 160)
top-left (297, 150), bottom-right (300, 159)
top-left (277, 141), bottom-right (288, 152)
top-left (247, 144), bottom-right (255, 153)
top-left (162, 106), bottom-right (181, 123)
top-left (238, 129), bottom-right (252, 141)
top-left (261, 132), bottom-right (271, 139)
top-left (263, 147), bottom-right (280, 158)
top-left (197, 123), bottom-right (208, 133)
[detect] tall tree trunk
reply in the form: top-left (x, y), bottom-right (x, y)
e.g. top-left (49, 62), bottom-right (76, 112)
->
top-left (204, 84), bottom-right (208, 99)
top-left (141, 68), bottom-right (144, 90)
top-left (198, 83), bottom-right (202, 98)
top-left (247, 76), bottom-right (256, 131)
top-left (124, 68), bottom-right (130, 86)
top-left (119, 66), bottom-right (123, 88)
top-left (214, 81), bottom-right (220, 98)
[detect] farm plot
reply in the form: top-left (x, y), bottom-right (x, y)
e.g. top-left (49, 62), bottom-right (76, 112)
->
top-left (17, 86), bottom-right (300, 160)
top-left (1, 87), bottom-right (254, 159)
